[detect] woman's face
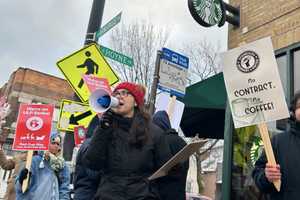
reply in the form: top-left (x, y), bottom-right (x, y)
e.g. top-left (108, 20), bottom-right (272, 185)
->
top-left (48, 137), bottom-right (61, 156)
top-left (295, 99), bottom-right (300, 122)
top-left (112, 89), bottom-right (136, 118)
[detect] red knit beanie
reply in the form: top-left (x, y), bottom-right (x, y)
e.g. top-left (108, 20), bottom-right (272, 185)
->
top-left (113, 82), bottom-right (145, 107)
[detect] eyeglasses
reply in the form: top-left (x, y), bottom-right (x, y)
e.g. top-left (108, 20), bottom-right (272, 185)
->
top-left (51, 142), bottom-right (60, 146)
top-left (112, 90), bottom-right (131, 98)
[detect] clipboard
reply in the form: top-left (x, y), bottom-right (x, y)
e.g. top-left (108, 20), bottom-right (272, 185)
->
top-left (148, 140), bottom-right (207, 180)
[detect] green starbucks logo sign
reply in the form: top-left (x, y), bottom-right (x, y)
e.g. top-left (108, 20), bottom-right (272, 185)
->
top-left (250, 136), bottom-right (263, 166)
top-left (188, 0), bottom-right (225, 27)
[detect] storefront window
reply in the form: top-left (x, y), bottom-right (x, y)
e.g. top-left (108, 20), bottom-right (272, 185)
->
top-left (293, 50), bottom-right (300, 93)
top-left (276, 55), bottom-right (288, 96)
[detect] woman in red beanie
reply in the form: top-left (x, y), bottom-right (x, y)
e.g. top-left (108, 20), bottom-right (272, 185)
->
top-left (83, 82), bottom-right (172, 200)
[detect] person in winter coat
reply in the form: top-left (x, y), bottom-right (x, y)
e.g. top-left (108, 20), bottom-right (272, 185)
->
top-left (0, 149), bottom-right (26, 200)
top-left (15, 132), bottom-right (70, 200)
top-left (73, 114), bottom-right (102, 200)
top-left (152, 110), bottom-right (189, 200)
top-left (252, 90), bottom-right (300, 200)
top-left (83, 82), bottom-right (172, 200)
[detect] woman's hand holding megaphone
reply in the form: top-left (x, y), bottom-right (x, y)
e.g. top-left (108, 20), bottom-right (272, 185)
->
top-left (100, 110), bottom-right (114, 129)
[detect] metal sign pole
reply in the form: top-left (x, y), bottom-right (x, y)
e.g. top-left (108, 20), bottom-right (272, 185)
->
top-left (63, 0), bottom-right (106, 161)
top-left (149, 50), bottom-right (162, 114)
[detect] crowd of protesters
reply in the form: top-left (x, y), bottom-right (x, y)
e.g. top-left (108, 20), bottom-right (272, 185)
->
top-left (0, 80), bottom-right (298, 200)
top-left (0, 81), bottom-right (190, 200)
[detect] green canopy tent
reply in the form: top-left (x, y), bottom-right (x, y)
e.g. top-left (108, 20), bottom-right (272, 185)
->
top-left (179, 73), bottom-right (227, 139)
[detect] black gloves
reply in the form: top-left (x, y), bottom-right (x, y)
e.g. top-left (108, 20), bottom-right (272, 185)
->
top-left (19, 168), bottom-right (31, 186)
top-left (100, 110), bottom-right (114, 129)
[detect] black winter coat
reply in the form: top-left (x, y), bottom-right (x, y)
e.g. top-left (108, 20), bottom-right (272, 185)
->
top-left (74, 115), bottom-right (101, 200)
top-left (157, 129), bottom-right (189, 200)
top-left (152, 110), bottom-right (189, 200)
top-left (252, 119), bottom-right (300, 200)
top-left (73, 138), bottom-right (102, 200)
top-left (83, 113), bottom-right (172, 200)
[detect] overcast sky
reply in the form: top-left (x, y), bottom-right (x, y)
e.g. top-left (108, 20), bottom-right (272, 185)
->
top-left (0, 0), bottom-right (228, 86)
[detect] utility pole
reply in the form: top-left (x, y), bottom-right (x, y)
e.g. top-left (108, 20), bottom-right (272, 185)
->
top-left (63, 0), bottom-right (106, 161)
top-left (148, 50), bottom-right (162, 114)
top-left (84, 0), bottom-right (106, 45)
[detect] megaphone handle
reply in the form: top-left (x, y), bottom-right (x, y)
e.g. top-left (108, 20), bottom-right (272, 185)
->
top-left (100, 110), bottom-right (114, 129)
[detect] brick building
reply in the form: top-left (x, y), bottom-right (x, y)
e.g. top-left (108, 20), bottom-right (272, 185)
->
top-left (222, 1), bottom-right (300, 199)
top-left (0, 67), bottom-right (73, 155)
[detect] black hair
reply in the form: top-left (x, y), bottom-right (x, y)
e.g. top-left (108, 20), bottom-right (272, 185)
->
top-left (291, 90), bottom-right (300, 113)
top-left (128, 106), bottom-right (150, 149)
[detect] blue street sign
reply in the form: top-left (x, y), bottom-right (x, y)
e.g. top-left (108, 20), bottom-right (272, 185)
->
top-left (161, 48), bottom-right (189, 69)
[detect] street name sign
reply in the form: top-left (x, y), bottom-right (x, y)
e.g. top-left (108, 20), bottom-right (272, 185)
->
top-left (96, 12), bottom-right (122, 39)
top-left (100, 45), bottom-right (134, 67)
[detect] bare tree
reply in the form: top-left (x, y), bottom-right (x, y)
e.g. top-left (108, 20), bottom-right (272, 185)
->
top-left (108, 21), bottom-right (169, 100)
top-left (183, 40), bottom-right (222, 85)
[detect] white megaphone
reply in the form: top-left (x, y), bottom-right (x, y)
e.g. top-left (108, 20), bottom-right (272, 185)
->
top-left (89, 88), bottom-right (119, 113)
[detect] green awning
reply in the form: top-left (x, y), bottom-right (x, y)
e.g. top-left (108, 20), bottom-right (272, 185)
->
top-left (179, 73), bottom-right (227, 139)
top-left (181, 72), bottom-right (227, 109)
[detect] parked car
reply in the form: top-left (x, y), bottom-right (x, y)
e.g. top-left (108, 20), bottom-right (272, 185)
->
top-left (186, 193), bottom-right (212, 200)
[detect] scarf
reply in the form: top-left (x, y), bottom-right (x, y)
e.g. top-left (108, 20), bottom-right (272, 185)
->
top-left (39, 152), bottom-right (65, 172)
top-left (48, 153), bottom-right (65, 172)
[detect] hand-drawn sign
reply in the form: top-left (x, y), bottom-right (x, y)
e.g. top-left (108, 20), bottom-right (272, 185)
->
top-left (221, 37), bottom-right (289, 128)
top-left (57, 99), bottom-right (96, 132)
top-left (57, 44), bottom-right (119, 102)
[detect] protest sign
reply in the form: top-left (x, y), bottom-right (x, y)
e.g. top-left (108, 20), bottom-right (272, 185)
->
top-left (222, 37), bottom-right (289, 128)
top-left (82, 75), bottom-right (111, 93)
top-left (13, 104), bottom-right (54, 151)
top-left (155, 92), bottom-right (185, 131)
top-left (74, 126), bottom-right (87, 146)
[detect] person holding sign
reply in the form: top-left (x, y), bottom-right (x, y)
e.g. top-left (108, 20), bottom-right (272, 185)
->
top-left (252, 91), bottom-right (300, 200)
top-left (83, 82), bottom-right (172, 200)
top-left (15, 132), bottom-right (70, 200)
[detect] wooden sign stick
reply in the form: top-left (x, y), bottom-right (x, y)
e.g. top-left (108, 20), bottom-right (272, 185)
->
top-left (258, 123), bottom-right (281, 191)
top-left (22, 150), bottom-right (33, 193)
top-left (167, 95), bottom-right (177, 121)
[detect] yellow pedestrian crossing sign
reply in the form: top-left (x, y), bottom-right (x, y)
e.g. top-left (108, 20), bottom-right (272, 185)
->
top-left (57, 99), bottom-right (97, 132)
top-left (57, 44), bottom-right (119, 102)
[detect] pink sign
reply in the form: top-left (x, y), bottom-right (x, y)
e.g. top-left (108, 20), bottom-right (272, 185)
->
top-left (82, 75), bottom-right (111, 94)
top-left (13, 104), bottom-right (54, 151)
top-left (74, 126), bottom-right (87, 147)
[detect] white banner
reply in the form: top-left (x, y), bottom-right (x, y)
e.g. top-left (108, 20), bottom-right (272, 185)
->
top-left (155, 92), bottom-right (185, 131)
